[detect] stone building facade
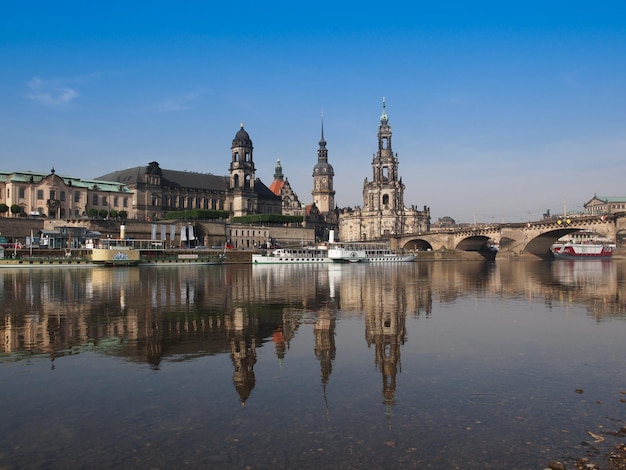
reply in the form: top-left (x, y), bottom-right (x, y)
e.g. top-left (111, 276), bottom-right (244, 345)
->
top-left (268, 159), bottom-right (304, 217)
top-left (0, 167), bottom-right (133, 219)
top-left (584, 195), bottom-right (626, 215)
top-left (97, 124), bottom-right (281, 221)
top-left (338, 100), bottom-right (430, 242)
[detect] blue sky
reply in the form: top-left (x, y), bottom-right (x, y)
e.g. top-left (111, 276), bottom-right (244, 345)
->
top-left (2, 1), bottom-right (625, 223)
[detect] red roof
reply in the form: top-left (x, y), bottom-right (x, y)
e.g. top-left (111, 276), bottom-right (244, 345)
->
top-left (268, 179), bottom-right (285, 196)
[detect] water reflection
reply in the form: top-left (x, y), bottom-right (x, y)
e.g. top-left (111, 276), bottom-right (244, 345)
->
top-left (2, 261), bottom-right (626, 467)
top-left (3, 261), bottom-right (625, 381)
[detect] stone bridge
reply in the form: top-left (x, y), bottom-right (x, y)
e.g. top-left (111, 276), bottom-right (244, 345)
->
top-left (392, 214), bottom-right (626, 260)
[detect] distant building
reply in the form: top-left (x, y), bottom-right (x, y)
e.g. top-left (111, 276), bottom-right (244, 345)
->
top-left (338, 100), bottom-right (430, 242)
top-left (0, 167), bottom-right (132, 219)
top-left (431, 216), bottom-right (456, 229)
top-left (584, 195), bottom-right (626, 215)
top-left (268, 159), bottom-right (304, 217)
top-left (97, 124), bottom-right (282, 221)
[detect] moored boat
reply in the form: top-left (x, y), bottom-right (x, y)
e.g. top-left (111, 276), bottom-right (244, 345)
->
top-left (251, 229), bottom-right (415, 265)
top-left (252, 247), bottom-right (332, 264)
top-left (551, 242), bottom-right (614, 259)
top-left (140, 252), bottom-right (225, 266)
top-left (363, 248), bottom-right (416, 263)
top-left (327, 245), bottom-right (368, 263)
top-left (325, 230), bottom-right (367, 263)
top-left (91, 239), bottom-right (141, 266)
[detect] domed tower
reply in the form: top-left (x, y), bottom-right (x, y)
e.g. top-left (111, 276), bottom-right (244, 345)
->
top-left (229, 123), bottom-right (257, 217)
top-left (312, 115), bottom-right (335, 214)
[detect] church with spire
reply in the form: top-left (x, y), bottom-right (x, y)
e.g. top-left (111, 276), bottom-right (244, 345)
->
top-left (268, 158), bottom-right (304, 217)
top-left (312, 115), bottom-right (335, 215)
top-left (338, 99), bottom-right (430, 242)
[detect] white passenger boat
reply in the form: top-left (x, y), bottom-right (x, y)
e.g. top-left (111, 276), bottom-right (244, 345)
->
top-left (252, 247), bottom-right (332, 264)
top-left (363, 247), bottom-right (416, 263)
top-left (327, 232), bottom-right (414, 263)
top-left (252, 230), bottom-right (415, 264)
top-left (324, 230), bottom-right (366, 263)
top-left (327, 244), bottom-right (368, 263)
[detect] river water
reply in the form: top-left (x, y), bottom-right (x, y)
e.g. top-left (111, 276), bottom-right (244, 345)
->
top-left (1, 260), bottom-right (625, 469)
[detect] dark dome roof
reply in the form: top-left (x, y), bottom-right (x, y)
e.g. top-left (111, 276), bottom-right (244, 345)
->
top-left (232, 123), bottom-right (252, 148)
top-left (313, 161), bottom-right (334, 175)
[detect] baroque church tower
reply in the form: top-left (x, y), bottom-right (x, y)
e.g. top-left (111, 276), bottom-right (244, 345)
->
top-left (363, 98), bottom-right (405, 213)
top-left (312, 115), bottom-right (335, 215)
top-left (337, 99), bottom-right (430, 242)
top-left (229, 123), bottom-right (257, 217)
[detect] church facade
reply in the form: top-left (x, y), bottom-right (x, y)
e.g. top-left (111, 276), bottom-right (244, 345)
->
top-left (338, 100), bottom-right (430, 242)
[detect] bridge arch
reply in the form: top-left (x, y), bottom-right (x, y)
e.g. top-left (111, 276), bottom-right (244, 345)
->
top-left (402, 238), bottom-right (433, 251)
top-left (395, 214), bottom-right (617, 259)
top-left (455, 235), bottom-right (494, 252)
top-left (519, 228), bottom-right (585, 259)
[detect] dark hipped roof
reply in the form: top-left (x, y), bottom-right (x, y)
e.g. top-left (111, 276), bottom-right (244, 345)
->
top-left (96, 165), bottom-right (279, 201)
top-left (255, 178), bottom-right (281, 201)
top-left (96, 166), bottom-right (229, 191)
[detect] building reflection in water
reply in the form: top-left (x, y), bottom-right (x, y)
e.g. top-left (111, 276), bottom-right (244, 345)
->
top-left (230, 307), bottom-right (257, 405)
top-left (314, 306), bottom-right (336, 418)
top-left (2, 260), bottom-right (626, 409)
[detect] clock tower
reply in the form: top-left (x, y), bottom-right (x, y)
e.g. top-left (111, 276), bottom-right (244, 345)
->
top-left (311, 115), bottom-right (335, 214)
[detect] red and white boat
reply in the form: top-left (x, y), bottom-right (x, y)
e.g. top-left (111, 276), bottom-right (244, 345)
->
top-left (551, 242), bottom-right (614, 259)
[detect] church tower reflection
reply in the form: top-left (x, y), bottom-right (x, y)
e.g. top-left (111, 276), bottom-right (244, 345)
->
top-left (363, 280), bottom-right (407, 428)
top-left (228, 307), bottom-right (258, 406)
top-left (314, 306), bottom-right (336, 417)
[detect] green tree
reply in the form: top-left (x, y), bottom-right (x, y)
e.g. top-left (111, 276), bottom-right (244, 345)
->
top-left (118, 210), bottom-right (128, 220)
top-left (0, 203), bottom-right (8, 217)
top-left (87, 208), bottom-right (98, 218)
top-left (10, 204), bottom-right (22, 217)
top-left (109, 209), bottom-right (118, 219)
top-left (98, 209), bottom-right (109, 219)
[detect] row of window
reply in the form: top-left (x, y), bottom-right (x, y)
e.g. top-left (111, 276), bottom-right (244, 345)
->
top-left (587, 203), bottom-right (626, 213)
top-left (157, 196), bottom-right (225, 210)
top-left (6, 187), bottom-right (129, 208)
top-left (229, 229), bottom-right (269, 237)
top-left (91, 195), bottom-right (128, 207)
